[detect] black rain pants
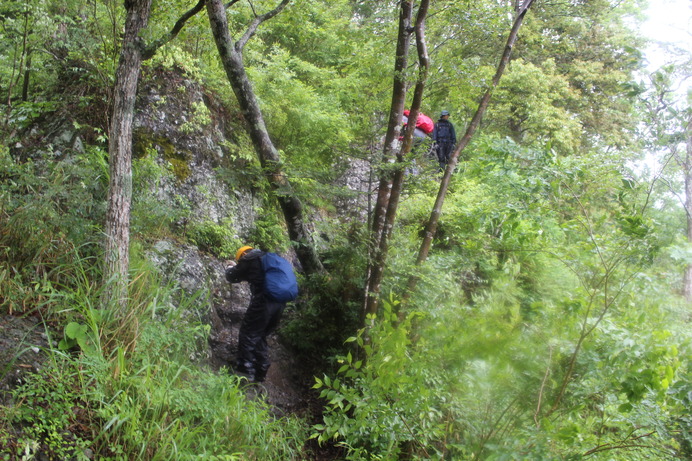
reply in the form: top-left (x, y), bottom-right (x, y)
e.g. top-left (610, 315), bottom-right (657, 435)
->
top-left (236, 299), bottom-right (285, 380)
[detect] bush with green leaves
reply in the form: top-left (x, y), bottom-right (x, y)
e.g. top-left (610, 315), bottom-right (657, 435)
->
top-left (246, 208), bottom-right (289, 252)
top-left (0, 146), bottom-right (106, 314)
top-left (313, 301), bottom-right (448, 460)
top-left (91, 321), bottom-right (307, 460)
top-left (280, 241), bottom-right (365, 365)
top-left (313, 285), bottom-right (688, 460)
top-left (2, 358), bottom-right (94, 460)
top-left (131, 151), bottom-right (189, 239)
top-left (187, 219), bottom-right (241, 259)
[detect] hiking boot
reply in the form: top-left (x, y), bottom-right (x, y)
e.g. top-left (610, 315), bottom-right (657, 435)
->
top-left (233, 362), bottom-right (255, 382)
top-left (253, 370), bottom-right (267, 383)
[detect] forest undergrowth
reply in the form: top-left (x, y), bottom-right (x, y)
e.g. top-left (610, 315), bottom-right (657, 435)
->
top-left (0, 140), bottom-right (689, 460)
top-left (1, 0), bottom-right (691, 459)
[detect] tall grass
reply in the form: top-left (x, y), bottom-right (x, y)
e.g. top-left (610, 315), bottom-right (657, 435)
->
top-left (0, 246), bottom-right (308, 460)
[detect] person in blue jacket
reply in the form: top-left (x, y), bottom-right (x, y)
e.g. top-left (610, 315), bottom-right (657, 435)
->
top-left (432, 110), bottom-right (457, 170)
top-left (225, 245), bottom-right (285, 383)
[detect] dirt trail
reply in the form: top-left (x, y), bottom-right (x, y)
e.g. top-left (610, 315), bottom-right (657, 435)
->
top-left (0, 314), bottom-right (51, 404)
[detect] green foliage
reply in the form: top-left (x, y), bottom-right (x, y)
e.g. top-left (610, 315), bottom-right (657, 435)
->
top-left (246, 208), bottom-right (289, 252)
top-left (280, 238), bottom-right (366, 363)
top-left (313, 301), bottom-right (445, 460)
top-left (516, 0), bottom-right (645, 152)
top-left (0, 248), bottom-right (309, 460)
top-left (314, 283), bottom-right (688, 459)
top-left (280, 276), bottom-right (358, 361)
top-left (7, 101), bottom-right (61, 131)
top-left (248, 44), bottom-right (356, 169)
top-left (0, 1), bottom-right (688, 459)
top-left (187, 219), bottom-right (242, 259)
top-left (313, 128), bottom-right (688, 458)
top-left (180, 100), bottom-right (212, 134)
top-left (91, 317), bottom-right (306, 460)
top-left (3, 359), bottom-right (93, 460)
top-left (424, 0), bottom-right (511, 117)
top-left (0, 146), bottom-right (105, 314)
top-left (143, 45), bottom-right (204, 80)
top-left (491, 59), bottom-right (583, 153)
top-left (131, 148), bottom-right (189, 239)
top-left (58, 321), bottom-right (97, 353)
top-left (0, 0), bottom-right (122, 131)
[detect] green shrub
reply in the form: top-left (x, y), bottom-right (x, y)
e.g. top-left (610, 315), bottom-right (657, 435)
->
top-left (280, 242), bottom-right (365, 365)
top-left (247, 209), bottom-right (289, 252)
top-left (131, 151), bottom-right (186, 239)
top-left (0, 147), bottom-right (104, 315)
top-left (0, 250), bottom-right (310, 460)
top-left (313, 301), bottom-right (445, 460)
top-left (3, 359), bottom-right (94, 460)
top-left (187, 219), bottom-right (241, 259)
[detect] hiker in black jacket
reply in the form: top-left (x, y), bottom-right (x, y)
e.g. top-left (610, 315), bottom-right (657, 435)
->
top-left (432, 110), bottom-right (457, 171)
top-left (225, 245), bottom-right (285, 383)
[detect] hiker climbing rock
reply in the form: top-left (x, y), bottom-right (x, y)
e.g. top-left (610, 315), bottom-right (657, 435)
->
top-left (432, 110), bottom-right (457, 171)
top-left (402, 109), bottom-right (434, 141)
top-left (402, 109), bottom-right (434, 174)
top-left (225, 246), bottom-right (298, 383)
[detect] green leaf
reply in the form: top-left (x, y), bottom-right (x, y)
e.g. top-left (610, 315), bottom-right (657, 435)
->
top-left (65, 322), bottom-right (87, 340)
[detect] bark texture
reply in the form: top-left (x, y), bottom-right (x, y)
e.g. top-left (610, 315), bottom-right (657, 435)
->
top-left (205, 0), bottom-right (323, 275)
top-left (683, 115), bottom-right (692, 302)
top-left (369, 1), bottom-right (414, 245)
top-left (364, 0), bottom-right (430, 319)
top-left (103, 0), bottom-right (152, 308)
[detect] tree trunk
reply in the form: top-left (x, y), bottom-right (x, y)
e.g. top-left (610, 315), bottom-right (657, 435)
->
top-left (683, 114), bottom-right (692, 301)
top-left (205, 0), bottom-right (323, 275)
top-left (369, 2), bottom-right (414, 246)
top-left (406, 0), bottom-right (535, 296)
top-left (21, 54), bottom-right (31, 102)
top-left (364, 0), bottom-right (430, 320)
top-left (103, 0), bottom-right (152, 309)
top-left (363, 0), bottom-right (413, 319)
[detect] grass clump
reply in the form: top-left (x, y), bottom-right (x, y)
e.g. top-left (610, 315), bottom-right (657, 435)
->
top-left (0, 255), bottom-right (308, 460)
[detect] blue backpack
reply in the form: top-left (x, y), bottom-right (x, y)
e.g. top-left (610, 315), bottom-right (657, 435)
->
top-left (261, 252), bottom-right (299, 302)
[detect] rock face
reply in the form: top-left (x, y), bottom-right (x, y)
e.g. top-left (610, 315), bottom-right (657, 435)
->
top-left (134, 67), bottom-right (261, 233)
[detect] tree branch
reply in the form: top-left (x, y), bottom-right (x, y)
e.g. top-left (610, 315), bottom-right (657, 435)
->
top-left (582, 430), bottom-right (657, 457)
top-left (534, 345), bottom-right (553, 427)
top-left (236, 0), bottom-right (290, 52)
top-left (142, 0), bottom-right (205, 60)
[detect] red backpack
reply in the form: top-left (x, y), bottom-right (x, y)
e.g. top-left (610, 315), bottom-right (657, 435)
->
top-left (404, 110), bottom-right (434, 134)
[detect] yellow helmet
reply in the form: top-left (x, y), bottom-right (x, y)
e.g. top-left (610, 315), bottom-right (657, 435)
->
top-left (235, 245), bottom-right (254, 261)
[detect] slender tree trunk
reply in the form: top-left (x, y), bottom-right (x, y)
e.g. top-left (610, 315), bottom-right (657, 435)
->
top-left (205, 0), bottom-right (323, 275)
top-left (363, 0), bottom-right (414, 320)
top-left (369, 2), bottom-right (414, 245)
top-left (683, 114), bottom-right (692, 301)
top-left (21, 54), bottom-right (31, 102)
top-left (406, 0), bottom-right (535, 296)
top-left (364, 0), bottom-right (430, 320)
top-left (103, 0), bottom-right (152, 309)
